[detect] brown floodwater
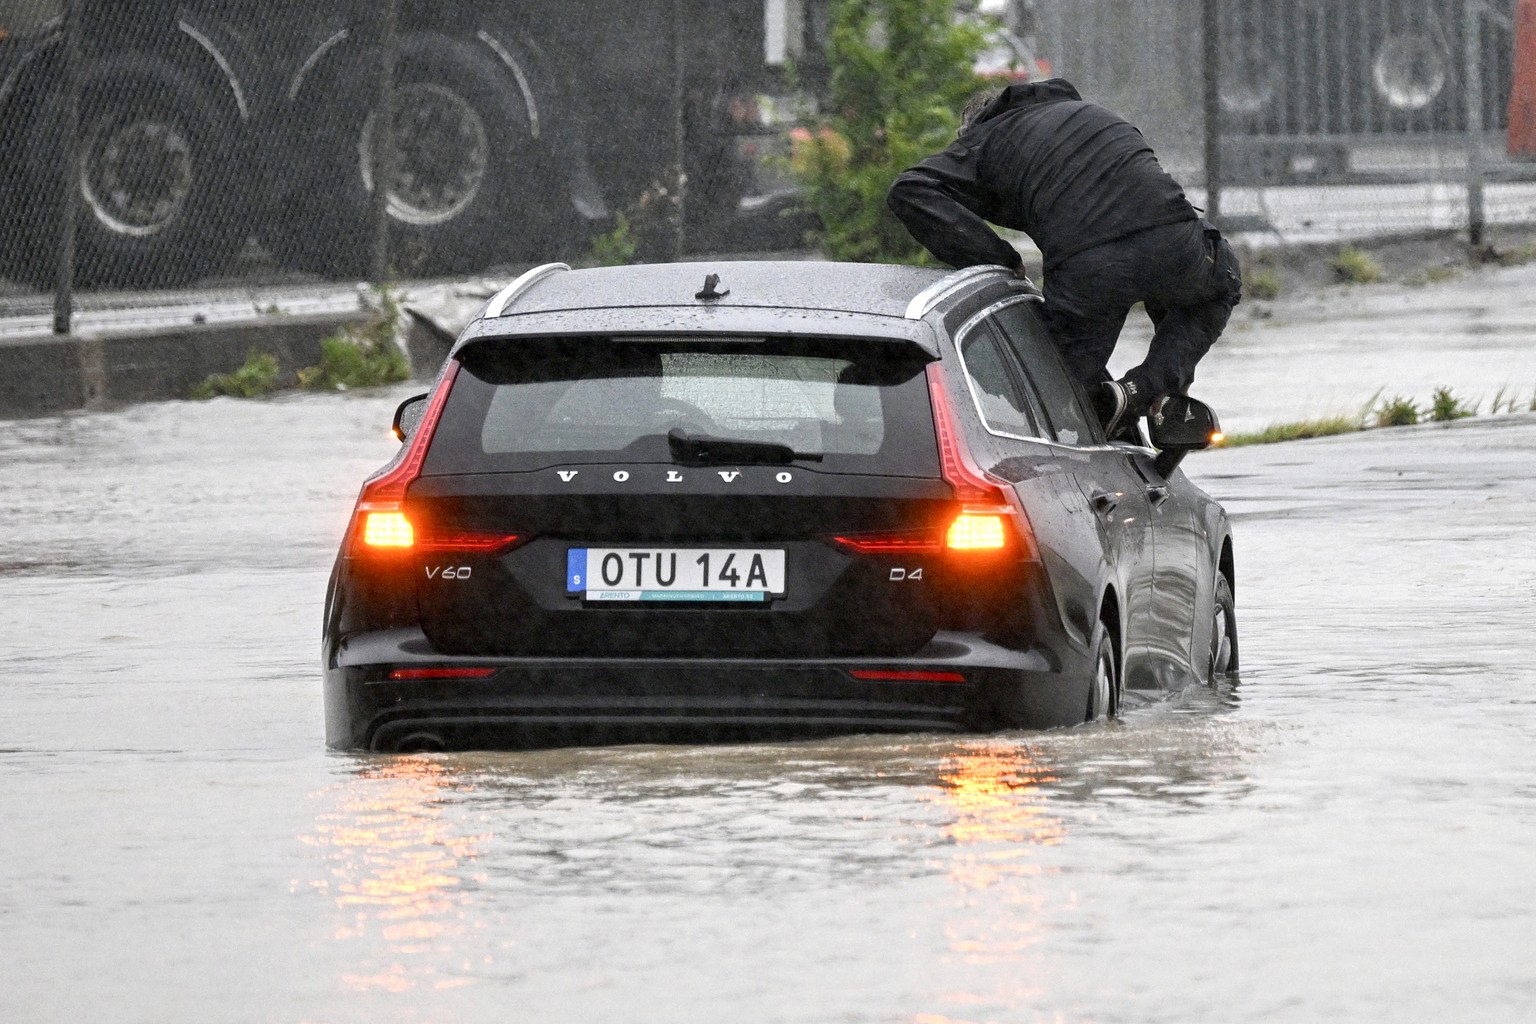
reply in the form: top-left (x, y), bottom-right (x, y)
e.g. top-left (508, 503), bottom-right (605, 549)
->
top-left (3, 388), bottom-right (1533, 1023)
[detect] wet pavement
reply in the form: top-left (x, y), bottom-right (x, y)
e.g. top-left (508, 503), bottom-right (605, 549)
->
top-left (1111, 261), bottom-right (1536, 435)
top-left (3, 382), bottom-right (1536, 1021)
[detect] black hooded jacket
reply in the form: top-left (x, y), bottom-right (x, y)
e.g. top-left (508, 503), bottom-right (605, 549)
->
top-left (887, 80), bottom-right (1196, 272)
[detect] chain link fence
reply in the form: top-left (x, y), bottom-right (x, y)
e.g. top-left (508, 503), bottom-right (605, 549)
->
top-left (1037, 0), bottom-right (1536, 244)
top-left (3, 0), bottom-right (1535, 325)
top-left (1, 0), bottom-right (793, 326)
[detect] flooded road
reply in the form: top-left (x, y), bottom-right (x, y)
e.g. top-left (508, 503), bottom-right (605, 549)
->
top-left (3, 389), bottom-right (1535, 1023)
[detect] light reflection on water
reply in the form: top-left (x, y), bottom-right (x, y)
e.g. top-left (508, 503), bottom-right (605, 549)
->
top-left (303, 757), bottom-right (490, 995)
top-left (296, 707), bottom-right (1264, 1011)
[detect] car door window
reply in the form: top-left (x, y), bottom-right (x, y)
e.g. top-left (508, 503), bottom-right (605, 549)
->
top-left (957, 324), bottom-right (1039, 439)
top-left (991, 301), bottom-right (1100, 446)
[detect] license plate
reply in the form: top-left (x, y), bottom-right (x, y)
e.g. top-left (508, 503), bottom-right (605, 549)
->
top-left (567, 547), bottom-right (786, 602)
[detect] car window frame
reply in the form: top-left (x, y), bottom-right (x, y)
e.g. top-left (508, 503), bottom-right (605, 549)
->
top-left (957, 295), bottom-right (1161, 453)
top-left (988, 295), bottom-right (1152, 450)
top-left (951, 312), bottom-right (1047, 443)
top-left (421, 333), bottom-right (945, 477)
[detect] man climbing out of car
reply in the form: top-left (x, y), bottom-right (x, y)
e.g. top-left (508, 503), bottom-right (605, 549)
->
top-left (887, 79), bottom-right (1242, 438)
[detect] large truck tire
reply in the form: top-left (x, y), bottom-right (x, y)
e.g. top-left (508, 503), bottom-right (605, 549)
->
top-left (18, 53), bottom-right (253, 289)
top-left (270, 31), bottom-right (554, 279)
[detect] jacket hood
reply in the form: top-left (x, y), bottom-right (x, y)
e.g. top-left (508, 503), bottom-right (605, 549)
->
top-left (972, 78), bottom-right (1083, 126)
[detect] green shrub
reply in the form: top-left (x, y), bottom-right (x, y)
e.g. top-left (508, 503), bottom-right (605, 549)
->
top-left (589, 212), bottom-right (638, 267)
top-left (298, 284), bottom-right (410, 391)
top-left (1331, 246), bottom-right (1384, 284)
top-left (1429, 386), bottom-right (1475, 422)
top-left (1375, 395), bottom-right (1419, 427)
top-left (191, 350), bottom-right (280, 399)
top-left (787, 0), bottom-right (987, 263)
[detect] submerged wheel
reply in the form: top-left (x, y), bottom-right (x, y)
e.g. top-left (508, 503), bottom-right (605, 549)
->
top-left (1209, 574), bottom-right (1239, 683)
top-left (1086, 619), bottom-right (1119, 722)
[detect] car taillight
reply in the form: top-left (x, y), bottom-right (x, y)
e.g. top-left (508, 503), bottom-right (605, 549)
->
top-left (850, 669), bottom-right (967, 683)
top-left (832, 528), bottom-right (945, 555)
top-left (926, 363), bottom-right (1039, 560)
top-left (362, 511), bottom-right (415, 548)
top-left (349, 361), bottom-right (486, 557)
top-left (388, 667), bottom-right (497, 681)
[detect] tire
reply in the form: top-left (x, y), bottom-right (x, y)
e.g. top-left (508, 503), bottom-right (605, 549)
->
top-left (1369, 23), bottom-right (1455, 126)
top-left (1085, 619), bottom-right (1119, 723)
top-left (19, 54), bottom-right (252, 289)
top-left (271, 32), bottom-right (549, 278)
top-left (1208, 574), bottom-right (1239, 683)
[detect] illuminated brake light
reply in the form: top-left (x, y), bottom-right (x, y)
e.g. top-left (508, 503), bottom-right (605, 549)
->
top-left (925, 365), bottom-right (1039, 560)
top-left (388, 667), bottom-right (498, 681)
top-left (363, 511), bottom-right (415, 548)
top-left (357, 516), bottom-right (523, 555)
top-left (347, 362), bottom-right (460, 556)
top-left (946, 513), bottom-right (1007, 550)
top-left (850, 669), bottom-right (967, 683)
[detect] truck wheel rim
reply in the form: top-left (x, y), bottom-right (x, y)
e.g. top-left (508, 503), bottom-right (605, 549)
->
top-left (360, 83), bottom-right (489, 227)
top-left (1220, 44), bottom-right (1277, 115)
top-left (1373, 33), bottom-right (1448, 111)
top-left (80, 114), bottom-right (194, 237)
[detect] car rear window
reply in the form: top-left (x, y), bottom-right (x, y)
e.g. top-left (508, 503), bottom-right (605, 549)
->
top-left (424, 335), bottom-right (941, 476)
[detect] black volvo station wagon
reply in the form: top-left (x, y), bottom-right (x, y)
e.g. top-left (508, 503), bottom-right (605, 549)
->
top-left (323, 260), bottom-right (1237, 752)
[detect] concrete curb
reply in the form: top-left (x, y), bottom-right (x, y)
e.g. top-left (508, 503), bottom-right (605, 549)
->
top-left (0, 312), bottom-right (371, 419)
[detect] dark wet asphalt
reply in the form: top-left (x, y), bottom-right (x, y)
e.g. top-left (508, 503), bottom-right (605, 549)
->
top-left (2, 389), bottom-right (1534, 1023)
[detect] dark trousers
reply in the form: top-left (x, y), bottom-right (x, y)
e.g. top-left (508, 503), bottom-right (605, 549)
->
top-left (1042, 218), bottom-right (1242, 399)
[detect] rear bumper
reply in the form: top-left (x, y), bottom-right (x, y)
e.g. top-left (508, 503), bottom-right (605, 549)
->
top-left (324, 629), bottom-right (1093, 752)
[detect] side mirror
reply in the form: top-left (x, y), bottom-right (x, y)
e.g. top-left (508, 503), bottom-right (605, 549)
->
top-left (1148, 395), bottom-right (1222, 477)
top-left (391, 393), bottom-right (429, 442)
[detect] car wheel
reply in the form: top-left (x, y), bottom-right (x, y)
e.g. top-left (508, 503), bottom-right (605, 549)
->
top-left (271, 31), bottom-right (550, 278)
top-left (1085, 620), bottom-right (1118, 722)
top-left (1209, 574), bottom-right (1238, 683)
top-left (18, 54), bottom-right (252, 288)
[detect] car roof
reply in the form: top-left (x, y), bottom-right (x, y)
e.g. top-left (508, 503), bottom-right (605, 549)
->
top-left (452, 261), bottom-right (1029, 356)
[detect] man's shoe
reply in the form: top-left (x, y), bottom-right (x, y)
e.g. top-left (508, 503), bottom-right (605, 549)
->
top-left (1097, 380), bottom-right (1130, 438)
top-left (1098, 378), bottom-right (1154, 440)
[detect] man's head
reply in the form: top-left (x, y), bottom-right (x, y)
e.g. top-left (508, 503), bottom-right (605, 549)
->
top-left (958, 86), bottom-right (1005, 136)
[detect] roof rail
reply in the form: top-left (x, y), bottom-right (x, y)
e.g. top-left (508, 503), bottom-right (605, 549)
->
top-left (485, 262), bottom-right (571, 318)
top-left (902, 265), bottom-right (1016, 320)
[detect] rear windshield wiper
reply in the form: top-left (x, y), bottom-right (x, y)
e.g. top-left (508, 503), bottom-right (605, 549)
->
top-left (667, 428), bottom-right (824, 465)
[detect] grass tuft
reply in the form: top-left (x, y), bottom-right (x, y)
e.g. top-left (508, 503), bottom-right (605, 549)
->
top-left (1331, 246), bottom-right (1385, 284)
top-left (1243, 267), bottom-right (1282, 301)
top-left (1375, 395), bottom-right (1419, 427)
top-left (1220, 414), bottom-right (1362, 447)
top-left (190, 350), bottom-right (280, 399)
top-left (1489, 384), bottom-right (1512, 414)
top-left (1429, 386), bottom-right (1476, 422)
